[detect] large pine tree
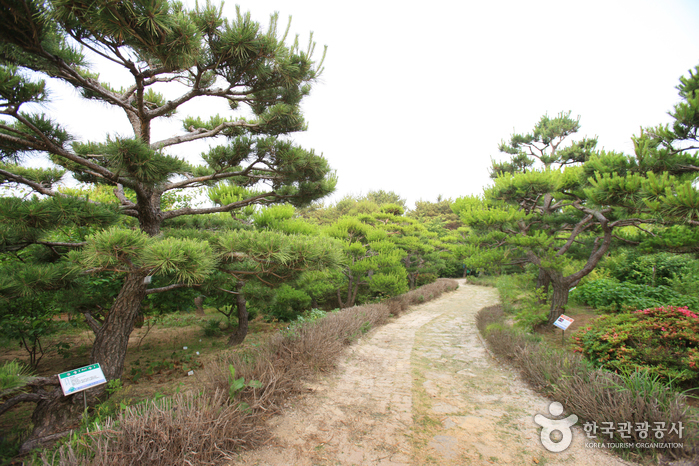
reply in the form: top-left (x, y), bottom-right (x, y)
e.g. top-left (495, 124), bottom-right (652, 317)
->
top-left (0, 0), bottom-right (335, 451)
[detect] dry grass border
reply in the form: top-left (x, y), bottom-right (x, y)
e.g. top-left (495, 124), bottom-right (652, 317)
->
top-left (476, 304), bottom-right (698, 462)
top-left (40, 279), bottom-right (459, 465)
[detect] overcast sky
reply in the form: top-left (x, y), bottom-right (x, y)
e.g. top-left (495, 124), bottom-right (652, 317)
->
top-left (45, 0), bottom-right (699, 209)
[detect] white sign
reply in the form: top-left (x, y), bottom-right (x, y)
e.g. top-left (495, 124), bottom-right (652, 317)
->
top-left (553, 315), bottom-right (574, 331)
top-left (58, 363), bottom-right (107, 396)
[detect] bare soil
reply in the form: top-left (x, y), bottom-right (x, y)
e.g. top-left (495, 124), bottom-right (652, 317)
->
top-left (228, 281), bottom-right (635, 466)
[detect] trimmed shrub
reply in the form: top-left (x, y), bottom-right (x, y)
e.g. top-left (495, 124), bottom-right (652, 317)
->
top-left (573, 305), bottom-right (699, 386)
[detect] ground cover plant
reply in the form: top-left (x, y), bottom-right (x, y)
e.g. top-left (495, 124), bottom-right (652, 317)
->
top-left (15, 280), bottom-right (457, 465)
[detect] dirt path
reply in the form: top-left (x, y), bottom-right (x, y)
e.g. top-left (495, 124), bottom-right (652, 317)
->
top-left (229, 282), bottom-right (634, 466)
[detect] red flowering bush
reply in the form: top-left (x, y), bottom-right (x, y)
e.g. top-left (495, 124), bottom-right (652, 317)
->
top-left (573, 306), bottom-right (699, 386)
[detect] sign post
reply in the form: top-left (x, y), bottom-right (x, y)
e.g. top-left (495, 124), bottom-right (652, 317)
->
top-left (553, 315), bottom-right (574, 344)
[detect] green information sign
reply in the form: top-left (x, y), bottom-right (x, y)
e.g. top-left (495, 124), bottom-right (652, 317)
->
top-left (58, 363), bottom-right (107, 396)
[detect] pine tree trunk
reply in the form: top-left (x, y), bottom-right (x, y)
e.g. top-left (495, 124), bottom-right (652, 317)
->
top-left (348, 282), bottom-right (359, 307)
top-left (548, 279), bottom-right (570, 323)
top-left (19, 388), bottom-right (85, 454)
top-left (90, 272), bottom-right (147, 381)
top-left (22, 272), bottom-right (147, 452)
top-left (227, 282), bottom-right (248, 346)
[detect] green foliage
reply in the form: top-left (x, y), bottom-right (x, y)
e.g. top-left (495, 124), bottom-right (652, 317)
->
top-left (141, 285), bottom-right (197, 315)
top-left (227, 365), bottom-right (262, 401)
top-left (0, 295), bottom-right (68, 367)
top-left (494, 273), bottom-right (534, 314)
top-left (571, 278), bottom-right (699, 313)
top-left (268, 284), bottom-right (312, 321)
top-left (607, 252), bottom-right (696, 287)
top-left (283, 308), bottom-right (328, 336)
top-left (296, 269), bottom-right (343, 305)
top-left (513, 288), bottom-right (549, 331)
top-left (573, 306), bottom-right (699, 386)
top-left (0, 359), bottom-right (33, 392)
top-left (201, 319), bottom-right (223, 337)
top-left (415, 273), bottom-right (438, 287)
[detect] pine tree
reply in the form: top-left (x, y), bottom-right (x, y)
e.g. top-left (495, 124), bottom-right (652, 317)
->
top-left (455, 113), bottom-right (647, 322)
top-left (0, 0), bottom-right (334, 451)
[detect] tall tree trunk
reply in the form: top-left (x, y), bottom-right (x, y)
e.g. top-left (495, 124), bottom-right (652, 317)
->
top-left (227, 281), bottom-right (248, 346)
top-left (348, 282), bottom-right (359, 307)
top-left (22, 272), bottom-right (147, 452)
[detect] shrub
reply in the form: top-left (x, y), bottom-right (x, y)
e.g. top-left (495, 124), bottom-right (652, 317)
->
top-left (201, 319), bottom-right (223, 337)
top-left (267, 284), bottom-right (312, 321)
top-left (39, 391), bottom-right (266, 466)
top-left (573, 305), bottom-right (699, 386)
top-left (495, 273), bottom-right (534, 314)
top-left (609, 252), bottom-right (696, 288)
top-left (570, 278), bottom-right (699, 313)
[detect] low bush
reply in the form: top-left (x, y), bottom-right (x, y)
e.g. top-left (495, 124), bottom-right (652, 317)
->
top-left (267, 284), bottom-right (312, 322)
top-left (608, 251), bottom-right (696, 288)
top-left (570, 278), bottom-right (699, 313)
top-left (39, 391), bottom-right (266, 466)
top-left (476, 305), bottom-right (696, 460)
top-left (573, 305), bottom-right (699, 386)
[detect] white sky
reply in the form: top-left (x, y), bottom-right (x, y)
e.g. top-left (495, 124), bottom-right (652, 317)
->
top-left (37, 0), bottom-right (699, 209)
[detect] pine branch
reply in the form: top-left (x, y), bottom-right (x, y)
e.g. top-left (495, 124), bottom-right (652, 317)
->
top-left (145, 283), bottom-right (199, 294)
top-left (113, 184), bottom-right (136, 208)
top-left (0, 168), bottom-right (57, 196)
top-left (163, 191), bottom-right (281, 220)
top-left (161, 159), bottom-right (267, 191)
top-left (83, 312), bottom-right (102, 334)
top-left (7, 113), bottom-right (123, 186)
top-left (151, 119), bottom-right (257, 150)
top-left (0, 393), bottom-right (43, 416)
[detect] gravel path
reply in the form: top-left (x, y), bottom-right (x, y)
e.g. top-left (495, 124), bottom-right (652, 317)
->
top-left (229, 281), bottom-right (634, 466)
